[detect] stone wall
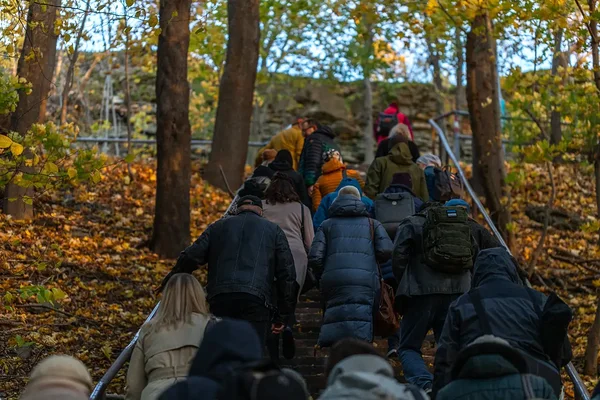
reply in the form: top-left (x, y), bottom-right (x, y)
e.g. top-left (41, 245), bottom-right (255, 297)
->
top-left (251, 78), bottom-right (449, 164)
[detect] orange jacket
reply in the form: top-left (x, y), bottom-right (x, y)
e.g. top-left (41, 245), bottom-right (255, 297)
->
top-left (312, 159), bottom-right (364, 211)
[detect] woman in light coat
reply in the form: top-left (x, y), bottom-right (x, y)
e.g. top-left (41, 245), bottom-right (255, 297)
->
top-left (262, 173), bottom-right (314, 294)
top-left (126, 274), bottom-right (214, 400)
top-left (262, 172), bottom-right (314, 360)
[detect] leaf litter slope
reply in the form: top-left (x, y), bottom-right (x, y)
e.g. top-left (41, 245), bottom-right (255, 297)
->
top-left (0, 160), bottom-right (230, 398)
top-left (0, 161), bottom-right (598, 398)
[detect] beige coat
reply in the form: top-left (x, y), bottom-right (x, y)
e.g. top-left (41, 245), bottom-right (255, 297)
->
top-left (262, 201), bottom-right (314, 295)
top-left (126, 313), bottom-right (211, 400)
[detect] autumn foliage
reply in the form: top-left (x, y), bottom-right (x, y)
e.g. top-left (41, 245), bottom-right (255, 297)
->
top-left (0, 160), bottom-right (230, 397)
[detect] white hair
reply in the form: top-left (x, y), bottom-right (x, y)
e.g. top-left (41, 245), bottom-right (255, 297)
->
top-left (389, 123), bottom-right (411, 140)
top-left (337, 186), bottom-right (361, 199)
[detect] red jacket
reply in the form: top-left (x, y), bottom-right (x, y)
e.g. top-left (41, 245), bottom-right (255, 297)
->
top-left (375, 103), bottom-right (414, 142)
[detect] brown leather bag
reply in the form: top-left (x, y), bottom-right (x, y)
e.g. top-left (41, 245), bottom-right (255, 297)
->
top-left (368, 218), bottom-right (400, 337)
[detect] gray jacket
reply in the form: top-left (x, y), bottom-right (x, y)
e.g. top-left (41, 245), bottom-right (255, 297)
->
top-left (319, 355), bottom-right (427, 400)
top-left (392, 213), bottom-right (472, 304)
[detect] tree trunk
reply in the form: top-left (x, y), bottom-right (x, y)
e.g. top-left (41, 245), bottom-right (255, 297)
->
top-left (455, 28), bottom-right (465, 110)
top-left (466, 12), bottom-right (513, 245)
top-left (362, 18), bottom-right (375, 166)
top-left (60, 0), bottom-right (90, 125)
top-left (150, 0), bottom-right (192, 259)
top-left (4, 0), bottom-right (61, 219)
top-left (204, 0), bottom-right (260, 192)
top-left (363, 76), bottom-right (374, 165)
top-left (550, 29), bottom-right (564, 147)
top-left (427, 34), bottom-right (444, 116)
top-left (590, 0), bottom-right (600, 92)
top-left (585, 297), bottom-right (600, 375)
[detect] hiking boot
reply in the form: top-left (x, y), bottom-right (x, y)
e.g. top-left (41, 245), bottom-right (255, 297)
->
top-left (282, 327), bottom-right (296, 360)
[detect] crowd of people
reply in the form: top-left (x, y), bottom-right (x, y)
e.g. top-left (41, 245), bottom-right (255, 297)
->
top-left (20, 105), bottom-right (590, 400)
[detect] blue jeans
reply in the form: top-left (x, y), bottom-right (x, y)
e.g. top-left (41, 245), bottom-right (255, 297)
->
top-left (398, 294), bottom-right (459, 390)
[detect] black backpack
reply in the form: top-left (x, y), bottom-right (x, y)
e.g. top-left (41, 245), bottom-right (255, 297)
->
top-left (422, 206), bottom-right (474, 273)
top-left (377, 112), bottom-right (398, 137)
top-left (374, 192), bottom-right (415, 239)
top-left (431, 167), bottom-right (464, 202)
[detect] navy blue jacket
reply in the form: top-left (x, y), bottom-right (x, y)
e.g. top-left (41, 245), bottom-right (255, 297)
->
top-left (313, 177), bottom-right (375, 230)
top-left (171, 209), bottom-right (297, 317)
top-left (309, 195), bottom-right (393, 346)
top-left (433, 248), bottom-right (572, 395)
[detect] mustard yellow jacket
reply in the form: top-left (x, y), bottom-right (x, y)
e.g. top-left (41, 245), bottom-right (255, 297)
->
top-left (255, 126), bottom-right (304, 170)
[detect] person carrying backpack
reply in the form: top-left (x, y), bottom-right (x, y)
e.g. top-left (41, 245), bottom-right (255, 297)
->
top-left (391, 204), bottom-right (477, 392)
top-left (298, 124), bottom-right (339, 193)
top-left (433, 248), bottom-right (573, 399)
top-left (375, 102), bottom-right (414, 144)
top-left (365, 141), bottom-right (428, 201)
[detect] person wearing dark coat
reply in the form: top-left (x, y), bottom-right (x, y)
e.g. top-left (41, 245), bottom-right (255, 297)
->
top-left (159, 196), bottom-right (298, 346)
top-left (298, 124), bottom-right (339, 188)
top-left (445, 199), bottom-right (502, 250)
top-left (391, 207), bottom-right (478, 391)
top-left (269, 149), bottom-right (311, 209)
top-left (433, 248), bottom-right (572, 398)
top-left (435, 335), bottom-right (557, 400)
top-left (308, 188), bottom-right (393, 347)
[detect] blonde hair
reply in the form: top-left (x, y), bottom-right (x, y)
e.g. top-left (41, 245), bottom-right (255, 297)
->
top-left (389, 123), bottom-right (411, 141)
top-left (149, 273), bottom-right (209, 332)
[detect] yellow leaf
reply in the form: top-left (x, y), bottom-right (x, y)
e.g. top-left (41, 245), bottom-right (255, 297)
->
top-left (46, 161), bottom-right (59, 173)
top-left (148, 14), bottom-right (158, 28)
top-left (67, 167), bottom-right (77, 179)
top-left (10, 142), bottom-right (23, 156)
top-left (0, 134), bottom-right (12, 149)
top-left (91, 170), bottom-right (102, 183)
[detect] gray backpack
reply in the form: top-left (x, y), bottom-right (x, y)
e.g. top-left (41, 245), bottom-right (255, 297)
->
top-left (374, 192), bottom-right (415, 239)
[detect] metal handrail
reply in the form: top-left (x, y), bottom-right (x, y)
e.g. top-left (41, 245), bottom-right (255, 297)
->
top-left (429, 117), bottom-right (590, 400)
top-left (74, 137), bottom-right (268, 147)
top-left (90, 302), bottom-right (161, 400)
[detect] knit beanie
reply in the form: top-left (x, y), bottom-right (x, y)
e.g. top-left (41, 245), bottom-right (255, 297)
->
top-left (416, 154), bottom-right (442, 168)
top-left (445, 198), bottom-right (470, 213)
top-left (390, 172), bottom-right (413, 189)
top-left (322, 149), bottom-right (342, 163)
top-left (22, 355), bottom-right (92, 400)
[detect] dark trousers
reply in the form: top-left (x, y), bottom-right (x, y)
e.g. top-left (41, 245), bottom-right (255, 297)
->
top-left (398, 294), bottom-right (459, 390)
top-left (210, 294), bottom-right (271, 346)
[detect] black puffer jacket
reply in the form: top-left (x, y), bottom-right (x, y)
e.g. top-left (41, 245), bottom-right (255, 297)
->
top-left (433, 248), bottom-right (572, 395)
top-left (298, 126), bottom-right (339, 186)
top-left (170, 209), bottom-right (298, 317)
top-left (269, 151), bottom-right (311, 209)
top-left (308, 195), bottom-right (393, 346)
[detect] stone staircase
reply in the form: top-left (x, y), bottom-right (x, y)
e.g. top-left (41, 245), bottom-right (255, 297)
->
top-left (281, 289), bottom-right (436, 397)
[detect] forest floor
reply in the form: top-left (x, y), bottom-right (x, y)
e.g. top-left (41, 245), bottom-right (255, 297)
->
top-left (0, 160), bottom-right (598, 399)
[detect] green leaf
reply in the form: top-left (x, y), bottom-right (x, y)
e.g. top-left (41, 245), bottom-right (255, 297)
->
top-left (126, 0), bottom-right (134, 6)
top-left (124, 153), bottom-right (136, 163)
top-left (67, 167), bottom-right (77, 179)
top-left (0, 134), bottom-right (12, 149)
top-left (22, 196), bottom-right (33, 206)
top-left (45, 161), bottom-right (59, 173)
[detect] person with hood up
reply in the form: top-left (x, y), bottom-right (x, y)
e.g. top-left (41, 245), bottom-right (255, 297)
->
top-left (435, 335), bottom-right (557, 400)
top-left (365, 141), bottom-right (428, 201)
top-left (433, 248), bottom-right (572, 398)
top-left (126, 274), bottom-right (215, 400)
top-left (312, 177), bottom-right (375, 230)
top-left (255, 117), bottom-right (305, 170)
top-left (269, 149), bottom-right (311, 209)
top-left (375, 102), bottom-right (414, 143)
top-left (375, 123), bottom-right (420, 162)
top-left (298, 122), bottom-right (339, 191)
top-left (319, 338), bottom-right (428, 400)
top-left (158, 195), bottom-right (298, 346)
top-left (416, 154), bottom-right (442, 201)
top-left (309, 187), bottom-right (393, 347)
top-left (21, 355), bottom-right (93, 400)
top-left (312, 149), bottom-right (364, 211)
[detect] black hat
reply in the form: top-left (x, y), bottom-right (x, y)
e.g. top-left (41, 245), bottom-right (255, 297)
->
top-left (237, 195), bottom-right (263, 209)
